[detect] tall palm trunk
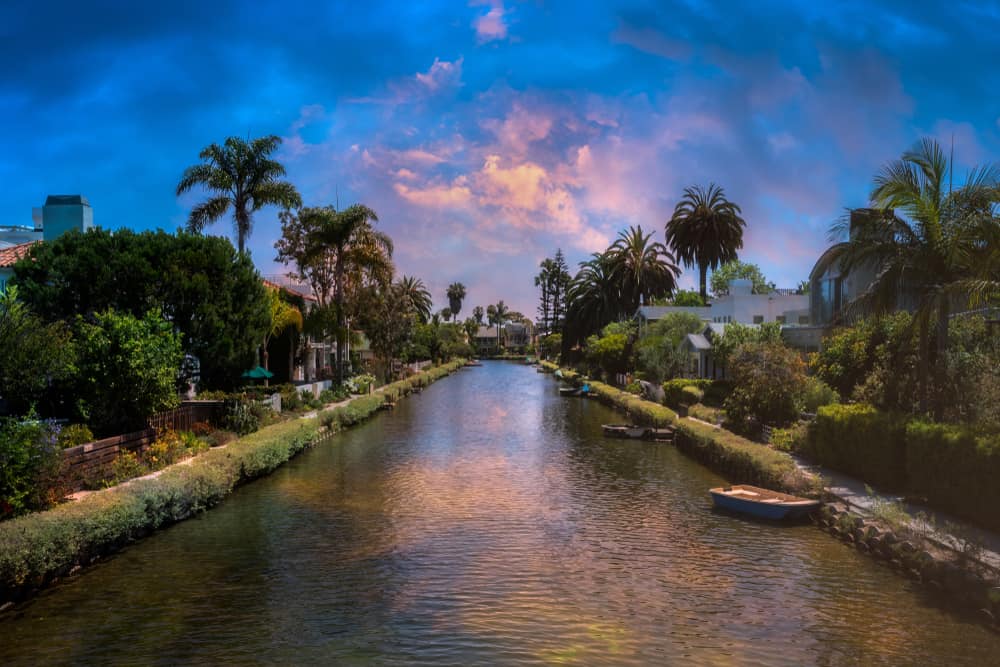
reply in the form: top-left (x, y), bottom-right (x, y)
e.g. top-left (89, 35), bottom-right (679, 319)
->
top-left (334, 247), bottom-right (346, 385)
top-left (934, 302), bottom-right (950, 420)
top-left (699, 263), bottom-right (708, 301)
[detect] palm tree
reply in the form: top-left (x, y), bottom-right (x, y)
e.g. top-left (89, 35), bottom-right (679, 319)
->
top-left (177, 135), bottom-right (301, 254)
top-left (397, 275), bottom-right (433, 323)
top-left (563, 251), bottom-right (620, 350)
top-left (489, 301), bottom-right (509, 353)
top-left (262, 286), bottom-right (303, 384)
top-left (440, 307), bottom-right (452, 322)
top-left (607, 225), bottom-right (679, 313)
top-left (665, 183), bottom-right (746, 301)
top-left (473, 305), bottom-right (485, 324)
top-left (308, 204), bottom-right (393, 383)
top-left (446, 282), bottom-right (467, 321)
top-left (832, 137), bottom-right (1000, 416)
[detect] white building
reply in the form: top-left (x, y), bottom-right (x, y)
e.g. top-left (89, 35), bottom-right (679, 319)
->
top-left (635, 279), bottom-right (809, 330)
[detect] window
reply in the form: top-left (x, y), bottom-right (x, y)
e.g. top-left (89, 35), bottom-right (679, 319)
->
top-left (753, 315), bottom-right (764, 324)
top-left (776, 316), bottom-right (786, 324)
top-left (798, 315), bottom-right (810, 325)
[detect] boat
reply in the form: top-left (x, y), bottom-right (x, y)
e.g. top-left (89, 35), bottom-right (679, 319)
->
top-left (709, 485), bottom-right (821, 520)
top-left (601, 424), bottom-right (651, 439)
top-left (559, 386), bottom-right (582, 396)
top-left (466, 360), bottom-right (483, 367)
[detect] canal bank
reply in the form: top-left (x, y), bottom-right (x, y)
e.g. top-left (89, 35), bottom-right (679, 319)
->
top-left (544, 362), bottom-right (1000, 629)
top-left (0, 359), bottom-right (466, 608)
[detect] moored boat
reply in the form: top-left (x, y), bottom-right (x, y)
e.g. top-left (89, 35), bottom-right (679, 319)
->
top-left (709, 485), bottom-right (821, 520)
top-left (466, 360), bottom-right (483, 367)
top-left (559, 386), bottom-right (581, 396)
top-left (601, 424), bottom-right (651, 439)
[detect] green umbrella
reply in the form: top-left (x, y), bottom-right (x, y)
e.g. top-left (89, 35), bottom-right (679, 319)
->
top-left (242, 366), bottom-right (274, 379)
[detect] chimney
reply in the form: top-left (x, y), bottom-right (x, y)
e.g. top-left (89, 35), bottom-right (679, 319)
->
top-left (41, 195), bottom-right (93, 241)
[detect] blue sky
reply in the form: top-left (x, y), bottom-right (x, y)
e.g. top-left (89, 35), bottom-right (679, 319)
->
top-left (3, 0), bottom-right (999, 316)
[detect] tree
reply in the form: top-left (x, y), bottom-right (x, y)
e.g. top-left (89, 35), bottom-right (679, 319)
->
top-left (636, 311), bottom-right (704, 382)
top-left (670, 289), bottom-right (706, 306)
top-left (262, 287), bottom-right (303, 381)
top-left (446, 282), bottom-right (467, 321)
top-left (440, 307), bottom-right (452, 322)
top-left (535, 258), bottom-right (554, 334)
top-left (0, 287), bottom-right (75, 416)
top-left (724, 341), bottom-right (807, 432)
top-left (709, 260), bottom-right (775, 297)
top-left (275, 204), bottom-right (393, 383)
top-left (563, 251), bottom-right (620, 354)
top-left (665, 183), bottom-right (746, 301)
top-left (397, 276), bottom-right (433, 323)
top-left (359, 282), bottom-right (415, 382)
top-left (463, 317), bottom-right (479, 342)
top-left (548, 250), bottom-right (573, 333)
top-left (607, 225), bottom-right (679, 313)
top-left (176, 135), bottom-right (301, 254)
top-left (473, 305), bottom-right (485, 325)
top-left (490, 301), bottom-right (510, 352)
top-left (73, 309), bottom-right (183, 435)
top-left (710, 321), bottom-right (782, 372)
top-left (585, 321), bottom-right (636, 379)
top-left (830, 137), bottom-right (1000, 416)
top-left (13, 229), bottom-right (268, 390)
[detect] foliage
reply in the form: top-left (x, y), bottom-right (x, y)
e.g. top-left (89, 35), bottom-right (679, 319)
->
top-left (662, 379), bottom-right (715, 408)
top-left (56, 424), bottom-right (93, 449)
top-left (0, 287), bottom-right (76, 416)
top-left (800, 376), bottom-right (839, 414)
top-left (397, 276), bottom-right (433, 324)
top-left (540, 333), bottom-right (562, 359)
top-left (606, 226), bottom-right (679, 315)
top-left (905, 422), bottom-right (1000, 532)
top-left (709, 321), bottom-right (782, 371)
top-left (830, 138), bottom-right (1000, 417)
top-left (768, 421), bottom-right (808, 453)
top-left (262, 286), bottom-right (302, 372)
top-left (446, 282), bottom-right (466, 321)
top-left (177, 134), bottom-right (301, 253)
top-left (669, 289), bottom-right (706, 306)
top-left (665, 183), bottom-right (746, 301)
top-left (708, 260), bottom-right (775, 297)
top-left (221, 395), bottom-right (261, 436)
top-left (688, 403), bottom-right (725, 426)
top-left (141, 430), bottom-right (206, 472)
top-left (801, 404), bottom-right (909, 489)
top-left (12, 229), bottom-right (269, 391)
top-left (681, 385), bottom-right (704, 405)
top-left (103, 450), bottom-right (147, 488)
top-left (0, 416), bottom-right (64, 519)
top-left (584, 321), bottom-right (636, 378)
top-left (723, 341), bottom-right (807, 432)
top-left (585, 380), bottom-right (678, 427)
top-left (535, 250), bottom-right (572, 335)
top-left (635, 311), bottom-right (704, 382)
top-left (347, 373), bottom-right (376, 394)
top-left (72, 309), bottom-right (183, 436)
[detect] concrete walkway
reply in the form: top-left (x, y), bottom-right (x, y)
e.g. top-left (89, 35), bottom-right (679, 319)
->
top-left (791, 453), bottom-right (1000, 573)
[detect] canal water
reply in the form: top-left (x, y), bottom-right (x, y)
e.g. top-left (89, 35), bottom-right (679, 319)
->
top-left (2, 361), bottom-right (999, 665)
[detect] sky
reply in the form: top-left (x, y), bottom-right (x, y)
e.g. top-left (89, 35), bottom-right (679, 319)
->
top-left (3, 0), bottom-right (1000, 318)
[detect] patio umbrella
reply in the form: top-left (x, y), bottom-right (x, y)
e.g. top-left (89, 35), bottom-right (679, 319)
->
top-left (242, 366), bottom-right (274, 380)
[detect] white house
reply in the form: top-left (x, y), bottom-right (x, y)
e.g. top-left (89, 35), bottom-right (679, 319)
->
top-left (635, 279), bottom-right (809, 330)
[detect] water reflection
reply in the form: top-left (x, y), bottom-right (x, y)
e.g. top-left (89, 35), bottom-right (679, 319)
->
top-left (1, 361), bottom-right (999, 666)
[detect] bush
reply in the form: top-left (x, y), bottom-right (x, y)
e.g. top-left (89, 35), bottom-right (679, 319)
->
top-left (802, 404), bottom-right (908, 489)
top-left (724, 342), bottom-right (806, 433)
top-left (0, 417), bottom-right (65, 519)
top-left (586, 380), bottom-right (677, 427)
top-left (681, 386), bottom-right (704, 405)
top-left (56, 424), bottom-right (94, 449)
top-left (662, 379), bottom-right (714, 409)
top-left (624, 381), bottom-right (642, 395)
top-left (102, 450), bottom-right (147, 488)
top-left (688, 403), bottom-right (724, 426)
top-left (800, 376), bottom-right (839, 414)
top-left (191, 421), bottom-right (213, 437)
top-left (905, 422), bottom-right (1000, 532)
top-left (221, 396), bottom-right (260, 436)
top-left (769, 421), bottom-right (808, 453)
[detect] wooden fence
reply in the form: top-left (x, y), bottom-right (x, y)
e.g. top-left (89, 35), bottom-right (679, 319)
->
top-left (62, 401), bottom-right (224, 486)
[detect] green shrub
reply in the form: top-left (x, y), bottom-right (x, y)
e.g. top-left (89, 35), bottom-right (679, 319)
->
top-left (688, 403), bottom-right (725, 426)
top-left (624, 381), bottom-right (642, 395)
top-left (802, 404), bottom-right (908, 489)
top-left (769, 421), bottom-right (808, 453)
top-left (586, 380), bottom-right (677, 427)
top-left (905, 422), bottom-right (1000, 532)
top-left (102, 450), bottom-right (147, 488)
top-left (662, 379), bottom-right (714, 408)
top-left (800, 376), bottom-right (839, 414)
top-left (723, 342), bottom-right (807, 433)
top-left (681, 386), bottom-right (704, 405)
top-left (56, 424), bottom-right (94, 449)
top-left (674, 419), bottom-right (812, 494)
top-left (221, 396), bottom-right (260, 436)
top-left (0, 417), bottom-right (64, 519)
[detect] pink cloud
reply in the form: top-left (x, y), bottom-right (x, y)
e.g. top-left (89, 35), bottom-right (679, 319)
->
top-left (472, 1), bottom-right (508, 43)
top-left (415, 57), bottom-right (464, 91)
top-left (394, 180), bottom-right (472, 207)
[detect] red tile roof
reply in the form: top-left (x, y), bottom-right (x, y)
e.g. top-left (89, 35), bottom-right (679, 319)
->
top-left (0, 241), bottom-right (39, 268)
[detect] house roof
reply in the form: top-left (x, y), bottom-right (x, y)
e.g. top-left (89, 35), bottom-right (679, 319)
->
top-left (476, 325), bottom-right (498, 339)
top-left (684, 333), bottom-right (712, 351)
top-left (0, 241), bottom-right (39, 268)
top-left (635, 305), bottom-right (712, 321)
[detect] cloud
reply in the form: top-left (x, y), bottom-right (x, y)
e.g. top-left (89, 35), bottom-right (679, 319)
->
top-left (472, 1), bottom-right (508, 43)
top-left (612, 24), bottom-right (691, 60)
top-left (394, 180), bottom-right (473, 207)
top-left (415, 57), bottom-right (464, 91)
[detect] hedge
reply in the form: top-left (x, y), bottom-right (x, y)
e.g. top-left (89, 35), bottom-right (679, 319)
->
top-left (0, 359), bottom-right (465, 603)
top-left (905, 422), bottom-right (1000, 533)
top-left (662, 379), bottom-right (731, 409)
top-left (801, 404), bottom-right (908, 490)
top-left (674, 419), bottom-right (811, 493)
top-left (561, 371), bottom-right (811, 493)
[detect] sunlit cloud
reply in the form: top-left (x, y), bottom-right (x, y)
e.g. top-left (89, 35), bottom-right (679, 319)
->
top-left (471, 0), bottom-right (509, 43)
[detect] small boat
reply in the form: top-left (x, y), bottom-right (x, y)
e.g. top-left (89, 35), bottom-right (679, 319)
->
top-left (466, 360), bottom-right (483, 367)
top-left (559, 386), bottom-right (582, 396)
top-left (709, 485), bottom-right (821, 520)
top-left (602, 424), bottom-right (651, 439)
top-left (536, 367), bottom-right (547, 373)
